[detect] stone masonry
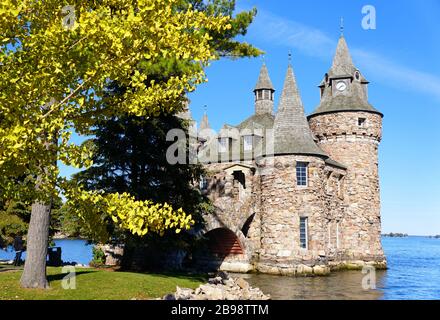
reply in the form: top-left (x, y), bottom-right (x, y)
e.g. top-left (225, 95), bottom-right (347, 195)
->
top-left (192, 35), bottom-right (387, 276)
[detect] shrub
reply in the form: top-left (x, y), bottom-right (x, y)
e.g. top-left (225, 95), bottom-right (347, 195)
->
top-left (90, 247), bottom-right (106, 266)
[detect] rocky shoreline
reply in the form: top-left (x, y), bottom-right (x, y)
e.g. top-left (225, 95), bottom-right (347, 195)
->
top-left (163, 272), bottom-right (270, 300)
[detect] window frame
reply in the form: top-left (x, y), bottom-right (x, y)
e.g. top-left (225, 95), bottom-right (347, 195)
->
top-left (218, 137), bottom-right (228, 153)
top-left (243, 135), bottom-right (253, 152)
top-left (296, 162), bottom-right (309, 187)
top-left (299, 217), bottom-right (309, 250)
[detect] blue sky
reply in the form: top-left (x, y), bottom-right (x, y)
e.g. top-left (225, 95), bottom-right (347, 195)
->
top-left (186, 0), bottom-right (440, 235)
top-left (61, 0), bottom-right (440, 235)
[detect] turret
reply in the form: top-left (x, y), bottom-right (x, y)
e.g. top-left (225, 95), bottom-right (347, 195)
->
top-left (257, 60), bottom-right (331, 274)
top-left (308, 35), bottom-right (386, 266)
top-left (254, 63), bottom-right (275, 115)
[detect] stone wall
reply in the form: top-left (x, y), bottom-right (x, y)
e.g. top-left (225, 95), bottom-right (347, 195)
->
top-left (197, 110), bottom-right (386, 274)
top-left (255, 155), bottom-right (335, 275)
top-left (309, 111), bottom-right (386, 264)
top-left (201, 161), bottom-right (260, 271)
top-left (255, 99), bottom-right (274, 115)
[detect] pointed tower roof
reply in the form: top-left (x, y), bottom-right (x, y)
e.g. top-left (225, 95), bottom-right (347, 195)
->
top-left (309, 35), bottom-right (382, 118)
top-left (328, 35), bottom-right (356, 77)
top-left (274, 63), bottom-right (328, 157)
top-left (254, 63), bottom-right (274, 91)
top-left (199, 112), bottom-right (211, 131)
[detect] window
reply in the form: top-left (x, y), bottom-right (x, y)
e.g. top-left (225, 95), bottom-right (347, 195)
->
top-left (256, 90), bottom-right (263, 100)
top-left (243, 135), bottom-right (253, 152)
top-left (199, 175), bottom-right (208, 191)
top-left (300, 217), bottom-right (308, 249)
top-left (296, 162), bottom-right (308, 187)
top-left (358, 118), bottom-right (366, 127)
top-left (218, 137), bottom-right (228, 153)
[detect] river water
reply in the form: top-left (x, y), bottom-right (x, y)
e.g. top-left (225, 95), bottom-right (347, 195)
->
top-left (1, 236), bottom-right (439, 299)
top-left (236, 237), bottom-right (440, 300)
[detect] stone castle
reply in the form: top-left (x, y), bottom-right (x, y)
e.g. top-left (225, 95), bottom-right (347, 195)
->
top-left (191, 35), bottom-right (387, 276)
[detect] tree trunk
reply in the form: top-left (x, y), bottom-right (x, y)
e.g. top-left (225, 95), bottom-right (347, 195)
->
top-left (20, 201), bottom-right (51, 289)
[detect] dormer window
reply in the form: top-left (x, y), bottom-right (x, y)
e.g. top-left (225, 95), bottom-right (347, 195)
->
top-left (218, 137), bottom-right (228, 153)
top-left (243, 135), bottom-right (253, 152)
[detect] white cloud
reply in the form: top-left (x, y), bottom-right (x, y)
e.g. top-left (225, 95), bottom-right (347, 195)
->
top-left (353, 49), bottom-right (440, 100)
top-left (252, 10), bottom-right (335, 59)
top-left (251, 9), bottom-right (440, 100)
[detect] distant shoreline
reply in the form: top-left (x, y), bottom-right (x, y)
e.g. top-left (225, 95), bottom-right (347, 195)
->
top-left (382, 233), bottom-right (440, 238)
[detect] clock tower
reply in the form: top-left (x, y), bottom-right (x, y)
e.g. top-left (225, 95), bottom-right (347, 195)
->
top-left (308, 35), bottom-right (386, 267)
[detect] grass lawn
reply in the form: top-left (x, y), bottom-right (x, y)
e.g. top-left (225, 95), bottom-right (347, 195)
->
top-left (0, 266), bottom-right (206, 300)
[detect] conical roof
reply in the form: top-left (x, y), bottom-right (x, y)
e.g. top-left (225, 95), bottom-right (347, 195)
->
top-left (274, 64), bottom-right (328, 157)
top-left (309, 35), bottom-right (382, 118)
top-left (199, 112), bottom-right (211, 131)
top-left (254, 63), bottom-right (274, 91)
top-left (328, 35), bottom-right (356, 77)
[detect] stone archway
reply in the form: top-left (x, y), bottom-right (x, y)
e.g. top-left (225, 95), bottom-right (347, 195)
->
top-left (205, 228), bottom-right (244, 257)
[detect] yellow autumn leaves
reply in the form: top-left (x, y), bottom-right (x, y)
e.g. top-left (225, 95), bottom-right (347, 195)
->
top-left (0, 0), bottom-right (231, 237)
top-left (64, 186), bottom-right (194, 240)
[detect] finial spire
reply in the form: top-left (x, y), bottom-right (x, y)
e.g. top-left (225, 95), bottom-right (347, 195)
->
top-left (288, 50), bottom-right (292, 64)
top-left (203, 104), bottom-right (207, 115)
top-left (340, 17), bottom-right (344, 36)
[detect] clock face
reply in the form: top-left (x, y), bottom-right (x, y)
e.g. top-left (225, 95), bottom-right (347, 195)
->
top-left (336, 81), bottom-right (347, 92)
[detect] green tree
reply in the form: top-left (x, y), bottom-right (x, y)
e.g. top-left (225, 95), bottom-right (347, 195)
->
top-left (70, 0), bottom-right (260, 267)
top-left (0, 200), bottom-right (29, 249)
top-left (0, 0), bottom-right (233, 288)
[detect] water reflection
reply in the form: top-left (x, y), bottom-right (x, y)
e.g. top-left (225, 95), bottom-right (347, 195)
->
top-left (232, 270), bottom-right (387, 300)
